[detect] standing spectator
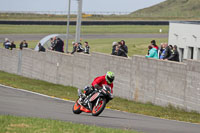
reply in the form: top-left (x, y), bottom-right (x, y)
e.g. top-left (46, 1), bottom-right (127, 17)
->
top-left (20, 40), bottom-right (28, 50)
top-left (145, 44), bottom-right (158, 59)
top-left (111, 42), bottom-right (118, 55)
top-left (84, 41), bottom-right (90, 54)
top-left (3, 38), bottom-right (11, 49)
top-left (168, 45), bottom-right (179, 62)
top-left (50, 37), bottom-right (58, 50)
top-left (10, 41), bottom-right (16, 50)
top-left (118, 40), bottom-right (128, 57)
top-left (151, 40), bottom-right (159, 50)
top-left (23, 40), bottom-right (28, 48)
top-left (38, 43), bottom-right (46, 52)
top-left (158, 43), bottom-right (164, 59)
top-left (163, 43), bottom-right (172, 59)
top-left (112, 45), bottom-right (120, 56)
top-left (50, 37), bottom-right (56, 50)
top-left (71, 42), bottom-right (78, 54)
top-left (169, 45), bottom-right (174, 53)
top-left (55, 38), bottom-right (64, 53)
top-left (19, 41), bottom-right (23, 50)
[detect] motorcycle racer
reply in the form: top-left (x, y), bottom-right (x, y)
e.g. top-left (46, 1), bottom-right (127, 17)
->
top-left (79, 71), bottom-right (115, 103)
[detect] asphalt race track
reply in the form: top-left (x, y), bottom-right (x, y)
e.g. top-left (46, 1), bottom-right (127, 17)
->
top-left (0, 85), bottom-right (200, 133)
top-left (0, 34), bottom-right (168, 43)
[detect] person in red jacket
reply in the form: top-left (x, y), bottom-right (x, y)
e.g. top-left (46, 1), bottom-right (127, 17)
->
top-left (78, 71), bottom-right (115, 102)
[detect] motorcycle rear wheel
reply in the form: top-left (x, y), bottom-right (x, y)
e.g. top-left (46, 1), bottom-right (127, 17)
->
top-left (72, 99), bottom-right (82, 114)
top-left (92, 97), bottom-right (106, 116)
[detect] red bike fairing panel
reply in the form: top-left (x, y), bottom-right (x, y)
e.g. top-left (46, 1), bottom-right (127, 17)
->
top-left (89, 93), bottom-right (100, 102)
top-left (80, 105), bottom-right (91, 113)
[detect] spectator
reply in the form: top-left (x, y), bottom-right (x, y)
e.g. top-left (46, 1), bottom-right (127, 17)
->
top-left (162, 43), bottom-right (172, 59)
top-left (111, 42), bottom-right (118, 55)
top-left (151, 40), bottom-right (159, 50)
top-left (169, 45), bottom-right (174, 53)
top-left (147, 45), bottom-right (153, 55)
top-left (23, 40), bottom-right (28, 48)
top-left (55, 38), bottom-right (64, 53)
top-left (3, 38), bottom-right (11, 49)
top-left (118, 40), bottom-right (128, 57)
top-left (19, 41), bottom-right (23, 50)
top-left (112, 45), bottom-right (120, 56)
top-left (10, 41), bottom-right (16, 50)
top-left (20, 40), bottom-right (28, 50)
top-left (168, 45), bottom-right (179, 62)
top-left (145, 44), bottom-right (158, 59)
top-left (38, 43), bottom-right (46, 52)
top-left (158, 43), bottom-right (164, 59)
top-left (84, 41), bottom-right (90, 54)
top-left (77, 42), bottom-right (84, 52)
top-left (71, 42), bottom-right (78, 54)
top-left (50, 37), bottom-right (57, 50)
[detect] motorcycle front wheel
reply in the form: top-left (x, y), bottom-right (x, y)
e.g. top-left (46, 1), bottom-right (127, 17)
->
top-left (92, 97), bottom-right (106, 116)
top-left (72, 99), bottom-right (82, 114)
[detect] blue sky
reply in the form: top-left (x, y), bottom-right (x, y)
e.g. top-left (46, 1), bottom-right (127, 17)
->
top-left (0, 0), bottom-right (166, 13)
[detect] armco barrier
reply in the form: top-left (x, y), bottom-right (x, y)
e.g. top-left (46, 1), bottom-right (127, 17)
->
top-left (0, 20), bottom-right (170, 25)
top-left (0, 48), bottom-right (200, 112)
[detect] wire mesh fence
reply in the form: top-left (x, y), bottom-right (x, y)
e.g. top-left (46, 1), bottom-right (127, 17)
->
top-left (0, 10), bottom-right (197, 21)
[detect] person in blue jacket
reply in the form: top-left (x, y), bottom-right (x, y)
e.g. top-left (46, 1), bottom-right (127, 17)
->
top-left (145, 44), bottom-right (158, 59)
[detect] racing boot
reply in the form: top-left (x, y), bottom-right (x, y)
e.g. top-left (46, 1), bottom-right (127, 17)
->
top-left (78, 93), bottom-right (86, 104)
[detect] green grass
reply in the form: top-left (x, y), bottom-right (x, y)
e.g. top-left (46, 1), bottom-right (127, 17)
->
top-left (0, 24), bottom-right (169, 34)
top-left (4, 38), bottom-right (168, 57)
top-left (0, 70), bottom-right (200, 124)
top-left (0, 115), bottom-right (138, 133)
top-left (1, 11), bottom-right (200, 21)
top-left (131, 0), bottom-right (200, 19)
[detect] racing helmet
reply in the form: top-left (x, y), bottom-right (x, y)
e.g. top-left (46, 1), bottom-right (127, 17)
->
top-left (105, 71), bottom-right (115, 84)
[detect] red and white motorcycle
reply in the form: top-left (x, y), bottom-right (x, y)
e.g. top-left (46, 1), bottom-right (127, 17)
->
top-left (72, 85), bottom-right (113, 116)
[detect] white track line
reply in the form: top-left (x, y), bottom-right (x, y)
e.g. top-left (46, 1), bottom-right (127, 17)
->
top-left (0, 84), bottom-right (75, 103)
top-left (0, 83), bottom-right (199, 125)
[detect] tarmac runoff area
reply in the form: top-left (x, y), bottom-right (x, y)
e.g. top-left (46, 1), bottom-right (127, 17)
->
top-left (0, 34), bottom-right (168, 43)
top-left (0, 84), bottom-right (200, 133)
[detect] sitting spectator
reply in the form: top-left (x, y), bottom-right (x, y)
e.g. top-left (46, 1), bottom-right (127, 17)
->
top-left (162, 43), bottom-right (172, 60)
top-left (151, 40), bottom-right (159, 50)
top-left (145, 44), bottom-right (158, 59)
top-left (168, 45), bottom-right (179, 62)
top-left (38, 43), bottom-right (46, 52)
top-left (118, 40), bottom-right (128, 57)
top-left (84, 41), bottom-right (90, 54)
top-left (3, 38), bottom-right (11, 49)
top-left (111, 42), bottom-right (118, 55)
top-left (77, 42), bottom-right (84, 52)
top-left (10, 41), bottom-right (16, 50)
top-left (71, 42), bottom-right (78, 54)
top-left (147, 45), bottom-right (153, 55)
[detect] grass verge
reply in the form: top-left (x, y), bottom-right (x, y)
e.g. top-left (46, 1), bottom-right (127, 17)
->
top-left (1, 38), bottom-right (168, 57)
top-left (0, 70), bottom-right (200, 124)
top-left (0, 115), bottom-right (138, 133)
top-left (0, 24), bottom-right (169, 34)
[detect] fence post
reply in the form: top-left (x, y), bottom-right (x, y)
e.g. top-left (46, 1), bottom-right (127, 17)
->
top-left (17, 50), bottom-right (22, 75)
